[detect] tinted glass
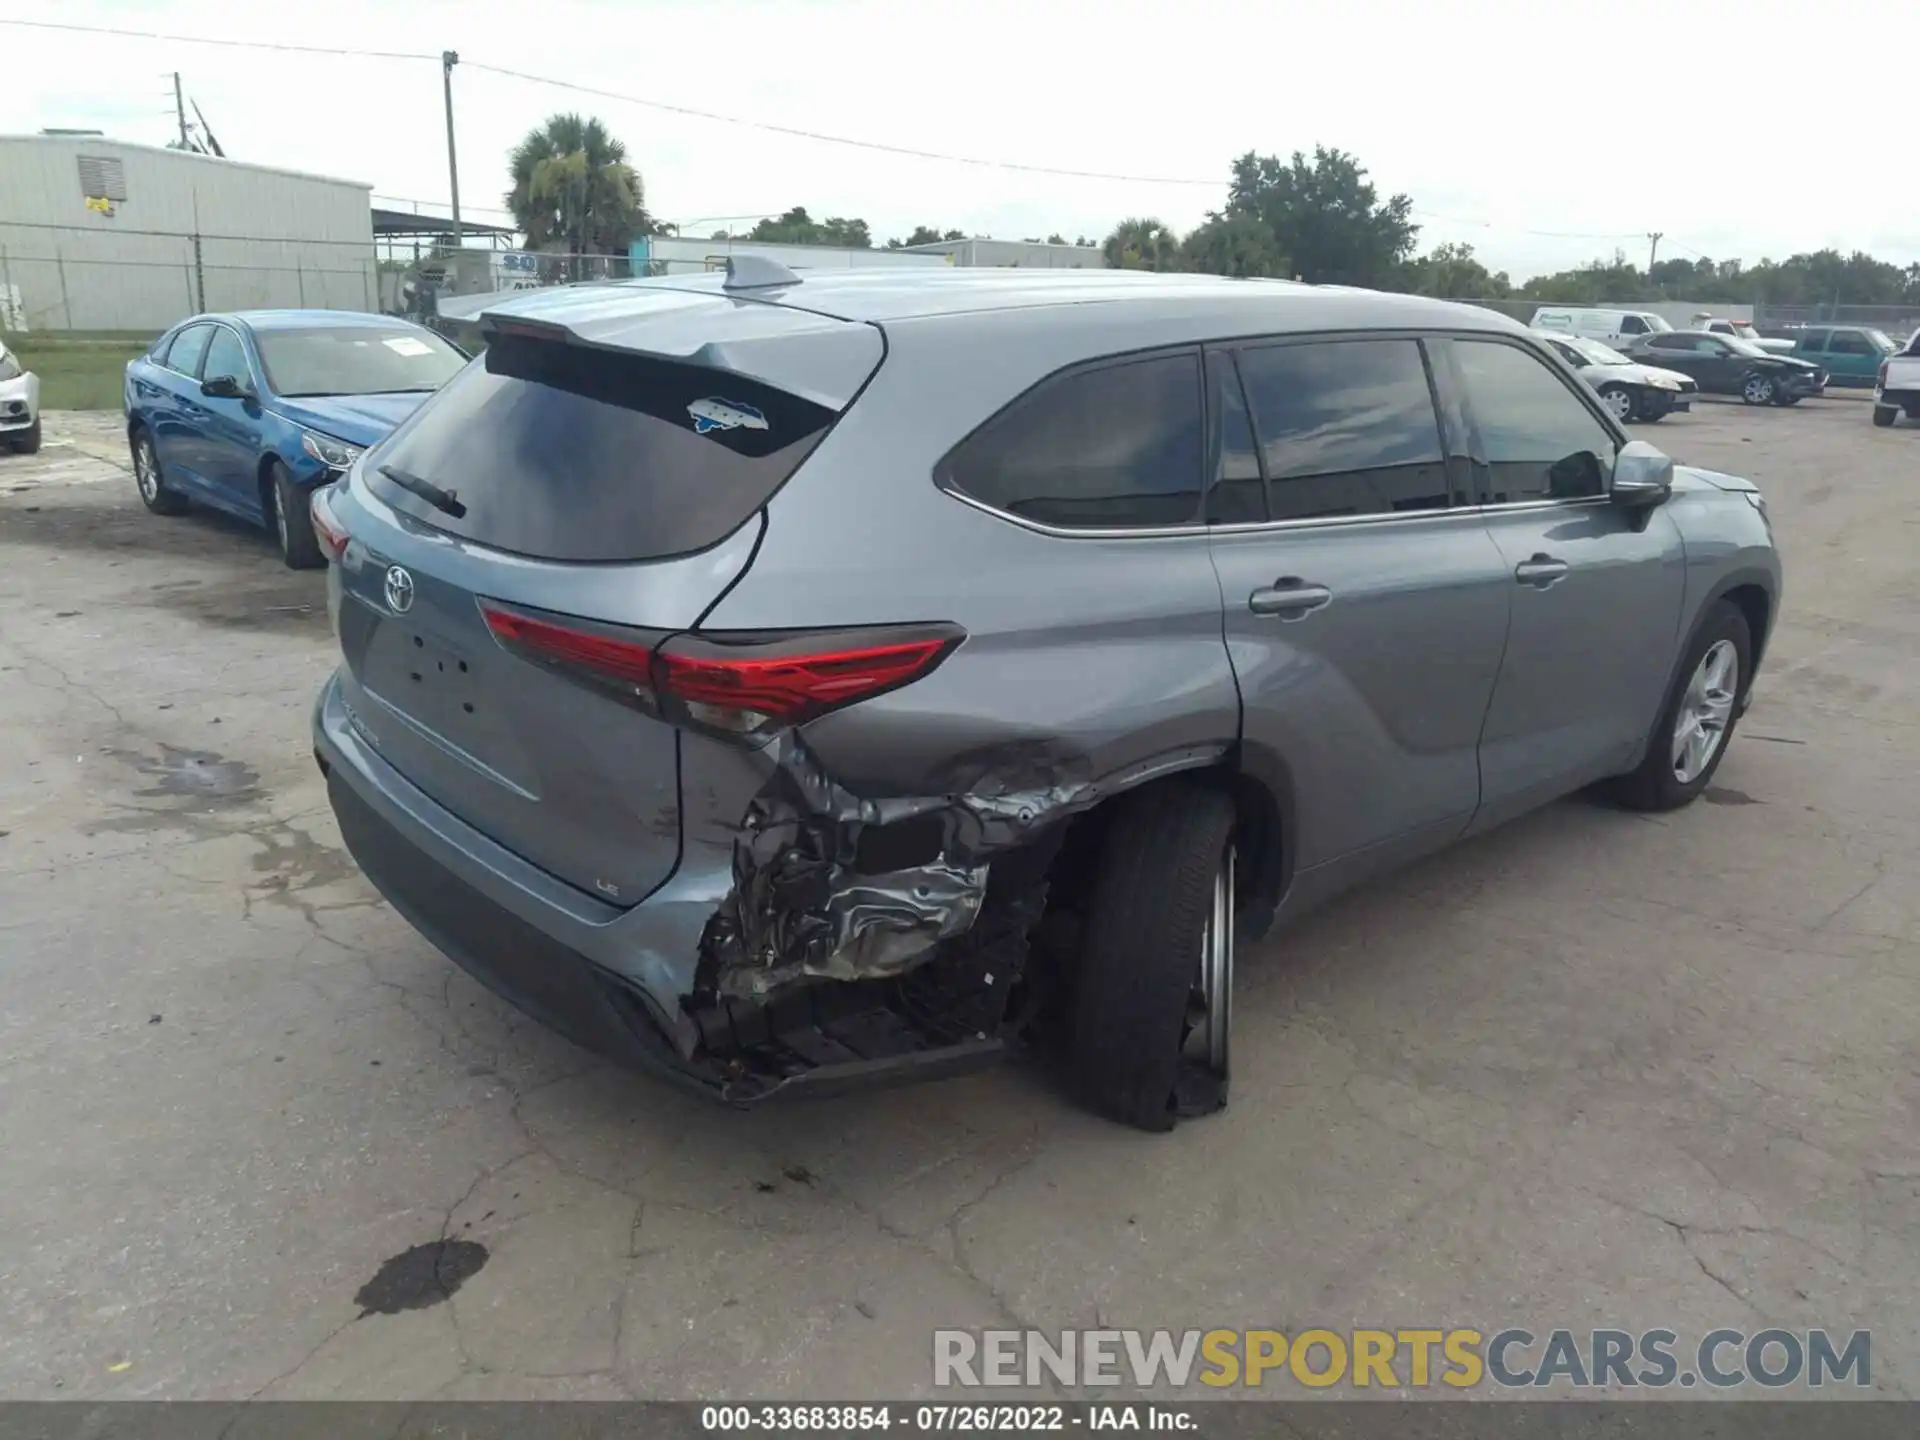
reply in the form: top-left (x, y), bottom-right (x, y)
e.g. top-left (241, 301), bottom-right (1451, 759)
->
top-left (945, 353), bottom-right (1203, 529)
top-left (164, 324), bottom-right (212, 377)
top-left (201, 328), bottom-right (251, 387)
top-left (1206, 351), bottom-right (1265, 523)
top-left (1647, 333), bottom-right (1690, 351)
top-left (1619, 315), bottom-right (1649, 335)
top-left (1235, 339), bottom-right (1447, 521)
top-left (368, 332), bottom-right (837, 563)
top-left (257, 325), bottom-right (466, 398)
top-left (1796, 329), bottom-right (1830, 351)
top-left (1453, 339), bottom-right (1615, 504)
top-left (1827, 331), bottom-right (1871, 355)
top-left (1546, 338), bottom-right (1585, 367)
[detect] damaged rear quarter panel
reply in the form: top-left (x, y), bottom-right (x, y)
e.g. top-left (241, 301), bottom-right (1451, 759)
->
top-left (684, 311), bottom-right (1244, 1006)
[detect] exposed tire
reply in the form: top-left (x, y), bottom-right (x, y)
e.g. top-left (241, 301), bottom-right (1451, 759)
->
top-left (1598, 385), bottom-right (1634, 424)
top-left (1774, 392), bottom-right (1801, 407)
top-left (1871, 405), bottom-right (1898, 427)
top-left (1634, 390), bottom-right (1672, 422)
top-left (269, 460), bottom-right (326, 570)
top-left (130, 426), bottom-right (188, 515)
top-left (1070, 781), bottom-right (1236, 1132)
top-left (1610, 599), bottom-right (1752, 813)
top-left (1740, 372), bottom-right (1776, 406)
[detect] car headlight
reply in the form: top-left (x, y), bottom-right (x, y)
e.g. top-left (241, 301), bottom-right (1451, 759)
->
top-left (1742, 490), bottom-right (1770, 527)
top-left (301, 430), bottom-right (364, 471)
top-left (0, 354), bottom-right (20, 382)
top-left (1647, 376), bottom-right (1679, 390)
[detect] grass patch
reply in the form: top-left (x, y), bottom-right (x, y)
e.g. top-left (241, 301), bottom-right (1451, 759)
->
top-left (3, 336), bottom-right (152, 411)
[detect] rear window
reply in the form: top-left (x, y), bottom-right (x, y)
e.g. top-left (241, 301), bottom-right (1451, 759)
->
top-left (257, 325), bottom-right (466, 398)
top-left (366, 333), bottom-right (837, 562)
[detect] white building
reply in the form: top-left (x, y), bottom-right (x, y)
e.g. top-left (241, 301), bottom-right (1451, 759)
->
top-left (633, 235), bottom-right (951, 276)
top-left (0, 134), bottom-right (376, 333)
top-left (900, 237), bottom-right (1106, 270)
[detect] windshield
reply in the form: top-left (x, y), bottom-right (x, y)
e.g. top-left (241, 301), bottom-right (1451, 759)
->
top-left (1866, 329), bottom-right (1896, 353)
top-left (256, 325), bottom-right (467, 398)
top-left (1643, 314), bottom-right (1672, 332)
top-left (1569, 336), bottom-right (1631, 365)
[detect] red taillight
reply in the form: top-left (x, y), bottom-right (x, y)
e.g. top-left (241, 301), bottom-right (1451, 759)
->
top-left (310, 486), bottom-right (349, 562)
top-left (480, 602), bottom-right (961, 739)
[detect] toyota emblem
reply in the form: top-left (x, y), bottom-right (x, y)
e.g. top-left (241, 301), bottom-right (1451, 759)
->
top-left (383, 565), bottom-right (415, 614)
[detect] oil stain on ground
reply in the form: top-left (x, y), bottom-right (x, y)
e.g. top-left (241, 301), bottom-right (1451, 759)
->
top-left (1704, 787), bottom-right (1763, 806)
top-left (126, 744), bottom-right (261, 806)
top-left (354, 1240), bottom-right (489, 1317)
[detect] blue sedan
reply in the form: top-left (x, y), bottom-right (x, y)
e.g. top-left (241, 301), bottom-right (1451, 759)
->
top-left (123, 310), bottom-right (468, 567)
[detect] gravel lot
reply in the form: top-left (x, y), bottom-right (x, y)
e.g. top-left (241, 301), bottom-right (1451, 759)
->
top-left (2, 398), bottom-right (1917, 1402)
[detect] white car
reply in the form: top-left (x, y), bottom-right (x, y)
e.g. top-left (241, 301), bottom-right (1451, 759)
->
top-left (0, 340), bottom-right (41, 454)
top-left (1534, 330), bottom-right (1697, 422)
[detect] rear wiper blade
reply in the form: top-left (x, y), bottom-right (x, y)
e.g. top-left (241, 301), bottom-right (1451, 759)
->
top-left (378, 463), bottom-right (466, 519)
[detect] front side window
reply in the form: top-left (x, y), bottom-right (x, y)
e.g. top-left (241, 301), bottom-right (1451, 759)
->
top-left (201, 328), bottom-right (252, 389)
top-left (1827, 331), bottom-right (1871, 355)
top-left (1233, 339), bottom-right (1448, 521)
top-left (942, 352), bottom-right (1203, 529)
top-left (164, 324), bottom-right (213, 378)
top-left (1451, 339), bottom-right (1615, 505)
top-left (255, 325), bottom-right (467, 398)
top-left (1619, 315), bottom-right (1650, 335)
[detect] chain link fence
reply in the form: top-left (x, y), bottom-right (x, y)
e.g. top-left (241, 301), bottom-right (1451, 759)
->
top-left (0, 224), bottom-right (378, 336)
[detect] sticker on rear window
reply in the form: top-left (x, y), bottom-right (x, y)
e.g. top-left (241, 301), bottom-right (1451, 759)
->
top-left (687, 397), bottom-right (769, 436)
top-left (384, 336), bottom-right (433, 357)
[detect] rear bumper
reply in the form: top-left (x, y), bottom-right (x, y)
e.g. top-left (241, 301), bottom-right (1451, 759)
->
top-left (312, 670), bottom-right (1003, 1102)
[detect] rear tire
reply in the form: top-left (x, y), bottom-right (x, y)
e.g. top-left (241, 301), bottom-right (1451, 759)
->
top-left (11, 418), bottom-right (41, 454)
top-left (130, 427), bottom-right (188, 515)
top-left (1610, 600), bottom-right (1752, 812)
top-left (1070, 782), bottom-right (1237, 1132)
top-left (269, 460), bottom-right (325, 570)
top-left (1872, 405), bottom-right (1898, 427)
top-left (1634, 390), bottom-right (1672, 422)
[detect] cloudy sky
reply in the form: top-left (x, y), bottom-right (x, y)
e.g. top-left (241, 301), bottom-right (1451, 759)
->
top-left (3, 0), bottom-right (1912, 279)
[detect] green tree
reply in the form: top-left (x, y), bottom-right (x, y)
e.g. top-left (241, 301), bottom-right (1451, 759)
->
top-left (747, 207), bottom-right (873, 248)
top-left (505, 114), bottom-right (650, 257)
top-left (1179, 213), bottom-right (1288, 278)
top-left (1222, 147), bottom-right (1417, 286)
top-left (1402, 241), bottom-right (1511, 299)
top-left (1102, 217), bottom-right (1182, 271)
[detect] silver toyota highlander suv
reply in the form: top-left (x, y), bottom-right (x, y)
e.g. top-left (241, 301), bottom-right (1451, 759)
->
top-left (311, 264), bottom-right (1781, 1131)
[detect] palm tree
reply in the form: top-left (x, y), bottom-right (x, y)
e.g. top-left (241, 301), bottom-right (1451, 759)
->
top-left (505, 114), bottom-right (651, 260)
top-left (1102, 218), bottom-right (1181, 272)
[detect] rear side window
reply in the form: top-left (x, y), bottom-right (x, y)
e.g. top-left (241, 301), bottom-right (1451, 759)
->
top-left (366, 333), bottom-right (837, 563)
top-left (1796, 329), bottom-right (1830, 351)
top-left (1206, 350), bottom-right (1265, 523)
top-left (164, 324), bottom-right (213, 377)
top-left (941, 352), bottom-right (1203, 529)
top-left (1234, 339), bottom-right (1448, 521)
top-left (1451, 339), bottom-right (1615, 504)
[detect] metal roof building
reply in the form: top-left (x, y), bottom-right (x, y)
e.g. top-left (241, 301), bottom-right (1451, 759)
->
top-left (0, 135), bottom-right (376, 334)
top-left (899, 237), bottom-right (1106, 270)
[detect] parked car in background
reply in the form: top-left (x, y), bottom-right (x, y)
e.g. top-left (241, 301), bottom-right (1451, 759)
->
top-left (0, 338), bottom-right (41, 453)
top-left (1534, 331), bottom-right (1696, 422)
top-left (1873, 329), bottom-right (1920, 427)
top-left (1625, 331), bottom-right (1826, 405)
top-left (1531, 307), bottom-right (1673, 346)
top-left (123, 311), bottom-right (468, 568)
top-left (1777, 324), bottom-right (1899, 387)
top-left (314, 266), bottom-right (1781, 1131)
top-left (1689, 315), bottom-right (1796, 354)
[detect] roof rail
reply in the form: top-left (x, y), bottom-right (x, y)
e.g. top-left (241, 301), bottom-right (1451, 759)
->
top-left (722, 255), bottom-right (802, 290)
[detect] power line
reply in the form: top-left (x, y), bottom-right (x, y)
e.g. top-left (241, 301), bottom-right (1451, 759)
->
top-left (0, 17), bottom-right (434, 61)
top-left (459, 61), bottom-right (1225, 187)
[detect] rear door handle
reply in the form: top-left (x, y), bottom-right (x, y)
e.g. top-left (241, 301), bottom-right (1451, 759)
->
top-left (1248, 578), bottom-right (1333, 619)
top-left (1514, 553), bottom-right (1570, 588)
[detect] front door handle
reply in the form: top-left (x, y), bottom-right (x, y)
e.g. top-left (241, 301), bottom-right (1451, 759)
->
top-left (1514, 553), bottom-right (1570, 588)
top-left (1249, 577), bottom-right (1333, 619)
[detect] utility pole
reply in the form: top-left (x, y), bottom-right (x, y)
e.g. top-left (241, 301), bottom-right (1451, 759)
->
top-left (441, 51), bottom-right (463, 249)
top-left (1646, 231), bottom-right (1663, 277)
top-left (173, 72), bottom-right (190, 149)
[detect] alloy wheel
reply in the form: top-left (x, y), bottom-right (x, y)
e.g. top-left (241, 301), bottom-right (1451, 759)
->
top-left (1743, 374), bottom-right (1774, 404)
top-left (1183, 845), bottom-right (1235, 1080)
top-left (1672, 639), bottom-right (1739, 784)
top-left (135, 439), bottom-right (159, 502)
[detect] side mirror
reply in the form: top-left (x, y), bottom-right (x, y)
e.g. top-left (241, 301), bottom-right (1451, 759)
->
top-left (201, 374), bottom-right (247, 400)
top-left (1611, 440), bottom-right (1674, 510)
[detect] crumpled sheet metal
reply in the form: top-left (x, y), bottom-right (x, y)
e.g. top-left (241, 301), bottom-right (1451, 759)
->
top-left (702, 735), bottom-right (1097, 1001)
